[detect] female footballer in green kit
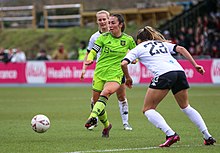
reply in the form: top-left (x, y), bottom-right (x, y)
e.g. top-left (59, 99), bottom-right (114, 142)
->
top-left (81, 10), bottom-right (133, 131)
top-left (84, 14), bottom-right (136, 137)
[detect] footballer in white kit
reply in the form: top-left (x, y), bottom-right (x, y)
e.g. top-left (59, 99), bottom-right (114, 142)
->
top-left (124, 40), bottom-right (184, 77)
top-left (123, 40), bottom-right (189, 93)
top-left (121, 26), bottom-right (216, 147)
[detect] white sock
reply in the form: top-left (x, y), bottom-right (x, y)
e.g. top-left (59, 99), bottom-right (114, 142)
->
top-left (181, 105), bottom-right (211, 139)
top-left (118, 98), bottom-right (129, 125)
top-left (144, 109), bottom-right (175, 136)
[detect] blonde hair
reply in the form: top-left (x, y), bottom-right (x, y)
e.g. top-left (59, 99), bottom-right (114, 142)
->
top-left (137, 26), bottom-right (168, 42)
top-left (96, 10), bottom-right (110, 18)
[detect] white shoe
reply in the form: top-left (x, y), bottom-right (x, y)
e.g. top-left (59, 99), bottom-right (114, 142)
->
top-left (87, 124), bottom-right (98, 130)
top-left (123, 124), bottom-right (132, 131)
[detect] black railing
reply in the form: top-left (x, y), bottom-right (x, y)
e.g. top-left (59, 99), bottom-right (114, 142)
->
top-left (159, 0), bottom-right (208, 35)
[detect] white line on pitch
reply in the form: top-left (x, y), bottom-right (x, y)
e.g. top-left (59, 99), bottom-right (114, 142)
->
top-left (66, 144), bottom-right (219, 153)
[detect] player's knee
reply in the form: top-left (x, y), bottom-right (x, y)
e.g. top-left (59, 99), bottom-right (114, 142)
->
top-left (102, 89), bottom-right (113, 97)
top-left (117, 95), bottom-right (126, 101)
top-left (142, 106), bottom-right (155, 114)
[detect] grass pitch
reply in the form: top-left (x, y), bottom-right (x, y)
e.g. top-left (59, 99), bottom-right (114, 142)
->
top-left (0, 85), bottom-right (219, 153)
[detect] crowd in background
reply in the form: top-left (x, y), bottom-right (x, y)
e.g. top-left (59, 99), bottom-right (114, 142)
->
top-left (0, 41), bottom-right (87, 63)
top-left (1, 6), bottom-right (220, 63)
top-left (0, 48), bottom-right (26, 63)
top-left (164, 9), bottom-right (220, 59)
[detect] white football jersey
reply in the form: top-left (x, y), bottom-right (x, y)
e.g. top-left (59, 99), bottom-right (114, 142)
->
top-left (124, 40), bottom-right (184, 77)
top-left (87, 31), bottom-right (102, 60)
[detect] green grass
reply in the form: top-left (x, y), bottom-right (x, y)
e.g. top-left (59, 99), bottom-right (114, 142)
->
top-left (0, 86), bottom-right (219, 153)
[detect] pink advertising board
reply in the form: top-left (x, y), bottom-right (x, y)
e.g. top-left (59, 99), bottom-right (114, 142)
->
top-left (25, 61), bottom-right (95, 84)
top-left (0, 60), bottom-right (220, 84)
top-left (0, 63), bottom-right (26, 83)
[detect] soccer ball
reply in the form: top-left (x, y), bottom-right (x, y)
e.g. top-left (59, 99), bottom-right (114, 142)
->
top-left (31, 114), bottom-right (50, 133)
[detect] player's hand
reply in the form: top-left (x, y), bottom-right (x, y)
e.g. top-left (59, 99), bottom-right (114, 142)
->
top-left (80, 70), bottom-right (86, 80)
top-left (85, 60), bottom-right (93, 65)
top-left (195, 65), bottom-right (205, 75)
top-left (125, 77), bottom-right (133, 89)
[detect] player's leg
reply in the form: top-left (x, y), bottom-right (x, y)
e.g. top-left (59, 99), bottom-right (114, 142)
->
top-left (173, 71), bottom-right (216, 145)
top-left (174, 89), bottom-right (216, 145)
top-left (144, 72), bottom-right (182, 147)
top-left (143, 88), bottom-right (180, 147)
top-left (91, 90), bottom-right (101, 109)
top-left (116, 83), bottom-right (132, 130)
top-left (90, 81), bottom-right (120, 117)
top-left (92, 82), bottom-right (120, 137)
top-left (85, 75), bottom-right (104, 129)
top-left (143, 88), bottom-right (176, 135)
top-left (87, 90), bottom-right (101, 130)
top-left (85, 81), bottom-right (120, 129)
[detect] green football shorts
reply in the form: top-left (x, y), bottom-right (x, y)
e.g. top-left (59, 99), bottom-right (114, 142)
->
top-left (92, 74), bottom-right (122, 92)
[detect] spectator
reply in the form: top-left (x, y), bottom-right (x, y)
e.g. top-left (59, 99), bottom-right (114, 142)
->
top-left (163, 30), bottom-right (171, 40)
top-left (10, 48), bottom-right (26, 63)
top-left (179, 26), bottom-right (187, 36)
top-left (188, 41), bottom-right (196, 56)
top-left (185, 27), bottom-right (194, 50)
top-left (52, 43), bottom-right (68, 60)
top-left (195, 44), bottom-right (203, 56)
top-left (210, 35), bottom-right (220, 58)
top-left (195, 16), bottom-right (203, 33)
top-left (203, 15), bottom-right (209, 28)
top-left (211, 45), bottom-right (220, 58)
top-left (36, 49), bottom-right (51, 60)
top-left (163, 30), bottom-right (177, 44)
top-left (173, 11), bottom-right (220, 58)
top-left (77, 41), bottom-right (87, 61)
top-left (0, 48), bottom-right (11, 63)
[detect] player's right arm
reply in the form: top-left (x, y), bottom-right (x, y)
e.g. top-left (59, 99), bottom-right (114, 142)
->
top-left (80, 33), bottom-right (97, 80)
top-left (86, 35), bottom-right (103, 65)
top-left (85, 49), bottom-right (97, 65)
top-left (80, 51), bottom-right (89, 80)
top-left (80, 48), bottom-right (97, 80)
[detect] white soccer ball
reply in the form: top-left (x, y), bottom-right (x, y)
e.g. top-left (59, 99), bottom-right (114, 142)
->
top-left (31, 114), bottom-right (50, 133)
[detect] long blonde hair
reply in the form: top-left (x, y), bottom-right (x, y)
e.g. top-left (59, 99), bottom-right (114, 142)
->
top-left (137, 26), bottom-right (169, 42)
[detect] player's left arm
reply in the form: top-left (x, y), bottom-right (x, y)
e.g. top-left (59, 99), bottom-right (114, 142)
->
top-left (176, 45), bottom-right (205, 75)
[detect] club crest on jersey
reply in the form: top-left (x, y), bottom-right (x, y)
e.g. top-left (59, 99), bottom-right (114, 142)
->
top-left (120, 40), bottom-right (126, 46)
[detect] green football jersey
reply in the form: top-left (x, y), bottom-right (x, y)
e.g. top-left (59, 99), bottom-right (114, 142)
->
top-left (92, 32), bottom-right (136, 80)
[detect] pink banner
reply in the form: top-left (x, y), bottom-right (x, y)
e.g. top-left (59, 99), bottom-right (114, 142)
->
top-left (178, 60), bottom-right (212, 83)
top-left (0, 59), bottom-right (219, 84)
top-left (0, 63), bottom-right (26, 83)
top-left (25, 61), bottom-right (95, 84)
top-left (128, 60), bottom-right (213, 84)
